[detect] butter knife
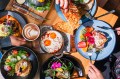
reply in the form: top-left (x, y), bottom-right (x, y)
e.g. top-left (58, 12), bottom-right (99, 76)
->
top-left (12, 4), bottom-right (46, 21)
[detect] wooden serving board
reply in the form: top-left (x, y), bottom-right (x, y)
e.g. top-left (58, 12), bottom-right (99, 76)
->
top-left (5, 0), bottom-right (54, 25)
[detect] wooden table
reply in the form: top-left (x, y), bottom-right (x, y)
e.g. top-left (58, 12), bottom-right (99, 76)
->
top-left (0, 0), bottom-right (118, 79)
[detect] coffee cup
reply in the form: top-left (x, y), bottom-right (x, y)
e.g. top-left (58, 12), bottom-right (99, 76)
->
top-left (22, 23), bottom-right (40, 41)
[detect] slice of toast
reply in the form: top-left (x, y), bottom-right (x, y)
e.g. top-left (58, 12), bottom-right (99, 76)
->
top-left (62, 3), bottom-right (81, 30)
top-left (53, 21), bottom-right (74, 35)
top-left (92, 31), bottom-right (107, 48)
top-left (53, 2), bottom-right (86, 35)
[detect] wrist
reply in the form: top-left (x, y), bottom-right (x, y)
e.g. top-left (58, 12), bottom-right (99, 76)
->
top-left (0, 37), bottom-right (12, 48)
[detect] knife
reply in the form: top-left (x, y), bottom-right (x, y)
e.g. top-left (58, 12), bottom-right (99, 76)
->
top-left (12, 4), bottom-right (46, 21)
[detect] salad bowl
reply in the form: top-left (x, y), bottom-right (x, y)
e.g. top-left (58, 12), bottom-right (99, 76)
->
top-left (27, 0), bottom-right (52, 12)
top-left (0, 46), bottom-right (38, 79)
top-left (40, 54), bottom-right (84, 79)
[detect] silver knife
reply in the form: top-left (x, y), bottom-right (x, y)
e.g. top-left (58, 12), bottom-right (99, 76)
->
top-left (12, 4), bottom-right (46, 21)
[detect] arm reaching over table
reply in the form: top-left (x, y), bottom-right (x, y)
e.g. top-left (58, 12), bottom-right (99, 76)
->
top-left (88, 62), bottom-right (104, 79)
top-left (10, 36), bottom-right (26, 46)
top-left (116, 27), bottom-right (120, 35)
top-left (55, 0), bottom-right (69, 13)
top-left (0, 36), bottom-right (26, 48)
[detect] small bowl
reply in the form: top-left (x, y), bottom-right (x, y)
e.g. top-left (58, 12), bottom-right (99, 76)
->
top-left (22, 23), bottom-right (40, 41)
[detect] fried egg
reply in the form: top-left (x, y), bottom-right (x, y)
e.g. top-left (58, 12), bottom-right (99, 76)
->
top-left (41, 31), bottom-right (63, 53)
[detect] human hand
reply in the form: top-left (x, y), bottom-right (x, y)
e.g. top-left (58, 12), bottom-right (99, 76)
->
top-left (115, 27), bottom-right (120, 35)
top-left (55, 0), bottom-right (68, 12)
top-left (88, 62), bottom-right (104, 79)
top-left (10, 36), bottom-right (26, 46)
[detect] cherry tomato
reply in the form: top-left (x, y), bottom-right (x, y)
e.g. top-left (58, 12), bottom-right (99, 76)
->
top-left (12, 50), bottom-right (18, 55)
top-left (78, 41), bottom-right (87, 48)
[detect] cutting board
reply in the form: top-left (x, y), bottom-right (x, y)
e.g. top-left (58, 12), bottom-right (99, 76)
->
top-left (5, 0), bottom-right (54, 25)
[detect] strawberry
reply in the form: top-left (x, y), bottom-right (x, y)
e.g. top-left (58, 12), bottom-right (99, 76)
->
top-left (78, 41), bottom-right (87, 48)
top-left (84, 32), bottom-right (92, 37)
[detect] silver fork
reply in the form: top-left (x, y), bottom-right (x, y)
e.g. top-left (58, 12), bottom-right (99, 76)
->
top-left (88, 49), bottom-right (93, 63)
top-left (97, 26), bottom-right (119, 31)
top-left (87, 10), bottom-right (115, 20)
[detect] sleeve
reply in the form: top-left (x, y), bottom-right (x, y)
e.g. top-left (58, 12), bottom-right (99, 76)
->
top-left (0, 37), bottom-right (12, 48)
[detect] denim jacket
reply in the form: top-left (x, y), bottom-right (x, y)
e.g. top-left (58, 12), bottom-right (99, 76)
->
top-left (0, 37), bottom-right (11, 48)
top-left (0, 0), bottom-right (11, 48)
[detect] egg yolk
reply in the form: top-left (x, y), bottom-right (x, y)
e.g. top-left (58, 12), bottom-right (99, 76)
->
top-left (50, 33), bottom-right (56, 39)
top-left (38, 0), bottom-right (45, 2)
top-left (44, 40), bottom-right (51, 46)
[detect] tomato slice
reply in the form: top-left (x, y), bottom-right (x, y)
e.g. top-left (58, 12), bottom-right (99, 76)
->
top-left (78, 41), bottom-right (87, 48)
top-left (12, 50), bottom-right (18, 55)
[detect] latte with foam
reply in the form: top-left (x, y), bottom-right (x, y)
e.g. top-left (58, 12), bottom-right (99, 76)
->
top-left (22, 23), bottom-right (40, 41)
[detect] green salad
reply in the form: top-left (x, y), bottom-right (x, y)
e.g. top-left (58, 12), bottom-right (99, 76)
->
top-left (44, 59), bottom-right (73, 79)
top-left (4, 50), bottom-right (30, 76)
top-left (29, 0), bottom-right (51, 12)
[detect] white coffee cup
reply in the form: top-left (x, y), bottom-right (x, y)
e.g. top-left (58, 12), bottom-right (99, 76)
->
top-left (22, 23), bottom-right (40, 41)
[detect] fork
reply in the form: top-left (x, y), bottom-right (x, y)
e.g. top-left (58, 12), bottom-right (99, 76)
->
top-left (87, 10), bottom-right (115, 20)
top-left (97, 26), bottom-right (118, 31)
top-left (88, 49), bottom-right (93, 63)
